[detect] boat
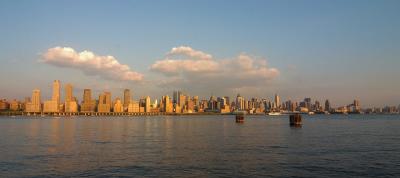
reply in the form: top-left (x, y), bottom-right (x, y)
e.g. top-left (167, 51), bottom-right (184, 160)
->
top-left (267, 112), bottom-right (281, 116)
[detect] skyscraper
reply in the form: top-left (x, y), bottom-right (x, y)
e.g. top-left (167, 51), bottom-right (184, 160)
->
top-left (145, 96), bottom-right (151, 112)
top-left (353, 99), bottom-right (361, 112)
top-left (128, 100), bottom-right (140, 113)
top-left (123, 89), bottom-right (131, 109)
top-left (65, 83), bottom-right (73, 102)
top-left (52, 80), bottom-right (60, 105)
top-left (98, 92), bottom-right (111, 113)
top-left (179, 93), bottom-right (186, 108)
top-left (81, 89), bottom-right (95, 112)
top-left (113, 98), bottom-right (123, 112)
top-left (164, 95), bottom-right (173, 113)
top-left (44, 80), bottom-right (61, 112)
top-left (315, 100), bottom-right (321, 111)
top-left (325, 99), bottom-right (331, 112)
top-left (208, 95), bottom-right (217, 110)
top-left (64, 83), bottom-right (77, 112)
top-left (83, 89), bottom-right (91, 103)
top-left (25, 89), bottom-right (41, 112)
top-left (304, 98), bottom-right (312, 111)
top-left (173, 91), bottom-right (178, 104)
top-left (274, 94), bottom-right (280, 109)
top-left (236, 94), bottom-right (244, 110)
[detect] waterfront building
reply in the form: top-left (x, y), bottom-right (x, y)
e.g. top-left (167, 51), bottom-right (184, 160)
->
top-left (64, 83), bottom-right (77, 113)
top-left (65, 101), bottom-right (77, 113)
top-left (25, 89), bottom-right (41, 112)
top-left (224, 96), bottom-right (230, 105)
top-left (236, 94), bottom-right (245, 111)
top-left (199, 100), bottom-right (208, 111)
top-left (219, 97), bottom-right (231, 113)
top-left (193, 96), bottom-right (199, 107)
top-left (208, 95), bottom-right (217, 111)
top-left (123, 89), bottom-right (131, 111)
top-left (152, 99), bottom-right (158, 109)
top-left (43, 101), bottom-right (58, 113)
top-left (113, 98), bottom-right (123, 113)
top-left (22, 97), bottom-right (30, 111)
top-left (43, 80), bottom-right (61, 113)
top-left (304, 98), bottom-right (312, 111)
top-left (336, 106), bottom-right (348, 113)
top-left (173, 91), bottom-right (179, 104)
top-left (187, 99), bottom-right (195, 113)
top-left (0, 99), bottom-right (9, 110)
top-left (81, 89), bottom-right (96, 112)
top-left (10, 99), bottom-right (21, 111)
top-left (98, 92), bottom-right (111, 113)
top-left (163, 95), bottom-right (173, 113)
top-left (285, 100), bottom-right (293, 112)
top-left (354, 100), bottom-right (361, 112)
top-left (174, 103), bottom-right (181, 113)
top-left (145, 96), bottom-right (151, 112)
top-left (52, 80), bottom-right (60, 105)
top-left (179, 93), bottom-right (186, 108)
top-left (274, 94), bottom-right (280, 109)
top-left (299, 107), bottom-right (309, 113)
top-left (325, 100), bottom-right (331, 112)
top-left (127, 100), bottom-right (140, 113)
top-left (139, 106), bottom-right (145, 113)
top-left (382, 106), bottom-right (398, 114)
top-left (65, 84), bottom-right (73, 102)
top-left (314, 100), bottom-right (322, 112)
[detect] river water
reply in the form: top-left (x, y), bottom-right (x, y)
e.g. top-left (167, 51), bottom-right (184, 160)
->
top-left (0, 115), bottom-right (399, 177)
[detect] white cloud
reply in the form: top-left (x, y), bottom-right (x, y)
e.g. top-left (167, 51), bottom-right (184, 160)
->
top-left (42, 47), bottom-right (143, 81)
top-left (150, 46), bottom-right (280, 93)
top-left (167, 46), bottom-right (212, 60)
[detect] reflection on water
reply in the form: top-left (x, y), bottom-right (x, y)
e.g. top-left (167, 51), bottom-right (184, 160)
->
top-left (0, 115), bottom-right (399, 177)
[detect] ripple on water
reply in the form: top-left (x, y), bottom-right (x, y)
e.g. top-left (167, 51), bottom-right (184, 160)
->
top-left (0, 115), bottom-right (399, 177)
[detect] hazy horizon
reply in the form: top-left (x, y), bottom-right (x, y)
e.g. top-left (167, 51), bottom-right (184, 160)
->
top-left (1, 0), bottom-right (399, 107)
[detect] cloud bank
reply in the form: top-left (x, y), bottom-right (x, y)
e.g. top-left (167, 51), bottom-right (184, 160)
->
top-left (42, 47), bottom-right (143, 81)
top-left (150, 46), bottom-right (279, 93)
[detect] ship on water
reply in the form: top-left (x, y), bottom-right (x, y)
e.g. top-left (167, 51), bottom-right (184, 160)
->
top-left (267, 112), bottom-right (282, 116)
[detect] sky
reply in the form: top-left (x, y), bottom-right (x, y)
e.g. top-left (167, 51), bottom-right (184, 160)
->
top-left (0, 0), bottom-right (399, 107)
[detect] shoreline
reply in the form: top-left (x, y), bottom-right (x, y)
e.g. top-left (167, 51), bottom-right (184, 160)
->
top-left (0, 111), bottom-right (397, 117)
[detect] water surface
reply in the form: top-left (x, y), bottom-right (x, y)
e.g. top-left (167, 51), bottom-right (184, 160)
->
top-left (0, 115), bottom-right (399, 177)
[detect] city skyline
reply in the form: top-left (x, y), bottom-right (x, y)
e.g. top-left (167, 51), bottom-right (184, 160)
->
top-left (1, 79), bottom-right (398, 114)
top-left (1, 0), bottom-right (400, 107)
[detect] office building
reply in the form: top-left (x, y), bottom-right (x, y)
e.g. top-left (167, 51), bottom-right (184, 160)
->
top-left (123, 89), bottom-right (131, 110)
top-left (64, 83), bottom-right (77, 113)
top-left (113, 98), bottom-right (123, 113)
top-left (44, 80), bottom-right (61, 113)
top-left (128, 100), bottom-right (140, 112)
top-left (98, 92), bottom-right (111, 113)
top-left (325, 100), bottom-right (331, 112)
top-left (25, 89), bottom-right (41, 112)
top-left (145, 96), bottom-right (151, 113)
top-left (81, 89), bottom-right (95, 112)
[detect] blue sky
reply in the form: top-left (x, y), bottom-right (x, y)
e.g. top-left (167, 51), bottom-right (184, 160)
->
top-left (0, 0), bottom-right (399, 107)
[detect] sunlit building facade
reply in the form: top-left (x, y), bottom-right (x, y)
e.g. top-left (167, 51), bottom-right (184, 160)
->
top-left (25, 89), bottom-right (41, 112)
